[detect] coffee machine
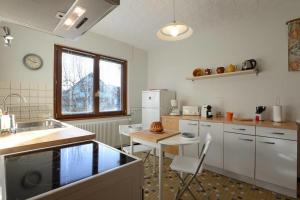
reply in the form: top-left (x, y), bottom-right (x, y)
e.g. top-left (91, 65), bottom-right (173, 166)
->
top-left (201, 105), bottom-right (213, 118)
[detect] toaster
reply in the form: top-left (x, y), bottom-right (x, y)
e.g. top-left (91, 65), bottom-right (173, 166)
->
top-left (182, 106), bottom-right (200, 116)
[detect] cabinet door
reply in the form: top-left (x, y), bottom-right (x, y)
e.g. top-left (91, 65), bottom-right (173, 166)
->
top-left (161, 116), bottom-right (179, 155)
top-left (161, 116), bottom-right (179, 131)
top-left (256, 136), bottom-right (297, 190)
top-left (179, 120), bottom-right (199, 158)
top-left (142, 91), bottom-right (159, 108)
top-left (224, 132), bottom-right (255, 178)
top-left (142, 108), bottom-right (160, 129)
top-left (199, 122), bottom-right (223, 169)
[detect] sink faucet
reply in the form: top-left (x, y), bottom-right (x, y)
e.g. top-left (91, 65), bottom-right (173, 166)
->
top-left (2, 93), bottom-right (27, 113)
top-left (1, 93), bottom-right (27, 134)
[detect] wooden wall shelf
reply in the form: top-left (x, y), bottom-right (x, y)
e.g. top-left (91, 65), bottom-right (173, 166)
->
top-left (186, 69), bottom-right (259, 81)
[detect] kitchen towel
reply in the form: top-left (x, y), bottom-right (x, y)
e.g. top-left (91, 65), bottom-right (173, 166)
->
top-left (0, 115), bottom-right (11, 131)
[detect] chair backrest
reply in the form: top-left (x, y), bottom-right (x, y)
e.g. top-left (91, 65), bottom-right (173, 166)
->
top-left (119, 124), bottom-right (143, 151)
top-left (195, 133), bottom-right (212, 174)
top-left (199, 133), bottom-right (212, 157)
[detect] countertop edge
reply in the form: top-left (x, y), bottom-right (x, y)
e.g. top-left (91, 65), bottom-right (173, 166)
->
top-left (162, 115), bottom-right (298, 130)
top-left (0, 126), bottom-right (96, 155)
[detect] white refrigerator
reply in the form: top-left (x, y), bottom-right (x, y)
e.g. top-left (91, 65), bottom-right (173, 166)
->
top-left (142, 90), bottom-right (175, 129)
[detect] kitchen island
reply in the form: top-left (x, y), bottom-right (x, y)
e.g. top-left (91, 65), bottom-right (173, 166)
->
top-left (0, 140), bottom-right (143, 200)
top-left (0, 122), bottom-right (95, 155)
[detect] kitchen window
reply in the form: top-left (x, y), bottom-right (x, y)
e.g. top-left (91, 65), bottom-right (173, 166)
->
top-left (54, 45), bottom-right (127, 120)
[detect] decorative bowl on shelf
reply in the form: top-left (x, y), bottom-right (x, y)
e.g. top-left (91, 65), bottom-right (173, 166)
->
top-left (204, 68), bottom-right (212, 75)
top-left (216, 67), bottom-right (225, 74)
top-left (226, 64), bottom-right (237, 73)
top-left (193, 68), bottom-right (203, 77)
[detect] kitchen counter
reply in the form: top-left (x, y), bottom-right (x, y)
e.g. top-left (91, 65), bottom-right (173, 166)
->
top-left (162, 115), bottom-right (298, 130)
top-left (0, 123), bottom-right (96, 155)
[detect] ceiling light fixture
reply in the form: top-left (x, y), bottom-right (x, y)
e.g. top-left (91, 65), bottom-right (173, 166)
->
top-left (1, 26), bottom-right (14, 47)
top-left (63, 6), bottom-right (86, 30)
top-left (157, 0), bottom-right (193, 41)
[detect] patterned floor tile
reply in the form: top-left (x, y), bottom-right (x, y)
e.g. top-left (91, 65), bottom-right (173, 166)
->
top-left (139, 154), bottom-right (295, 200)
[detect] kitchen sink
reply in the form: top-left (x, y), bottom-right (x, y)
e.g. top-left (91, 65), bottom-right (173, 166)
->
top-left (15, 119), bottom-right (66, 133)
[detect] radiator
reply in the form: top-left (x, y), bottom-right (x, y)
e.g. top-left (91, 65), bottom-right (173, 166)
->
top-left (69, 118), bottom-right (131, 147)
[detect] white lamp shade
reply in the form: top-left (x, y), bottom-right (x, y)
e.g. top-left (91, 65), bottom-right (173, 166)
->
top-left (157, 21), bottom-right (193, 41)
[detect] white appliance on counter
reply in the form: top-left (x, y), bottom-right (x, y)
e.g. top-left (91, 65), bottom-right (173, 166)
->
top-left (182, 106), bottom-right (200, 116)
top-left (142, 90), bottom-right (175, 129)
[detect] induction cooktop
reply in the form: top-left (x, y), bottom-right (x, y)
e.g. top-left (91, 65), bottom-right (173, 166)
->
top-left (2, 141), bottom-right (135, 200)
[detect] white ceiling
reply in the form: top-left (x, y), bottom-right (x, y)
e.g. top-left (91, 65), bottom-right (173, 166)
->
top-left (91, 0), bottom-right (299, 50)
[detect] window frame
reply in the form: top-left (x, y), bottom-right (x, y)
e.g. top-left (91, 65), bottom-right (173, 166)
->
top-left (54, 44), bottom-right (127, 120)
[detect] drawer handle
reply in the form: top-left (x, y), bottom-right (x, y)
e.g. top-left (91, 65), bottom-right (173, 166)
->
top-left (188, 123), bottom-right (198, 126)
top-left (271, 132), bottom-right (285, 135)
top-left (233, 128), bottom-right (246, 131)
top-left (238, 138), bottom-right (253, 142)
top-left (260, 141), bottom-right (275, 145)
top-left (201, 124), bottom-right (211, 127)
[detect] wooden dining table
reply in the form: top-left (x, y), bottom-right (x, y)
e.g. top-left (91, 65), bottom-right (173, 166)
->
top-left (129, 129), bottom-right (180, 200)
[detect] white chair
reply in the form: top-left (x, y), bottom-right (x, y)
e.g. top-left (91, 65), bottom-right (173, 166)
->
top-left (119, 124), bottom-right (154, 163)
top-left (170, 133), bottom-right (212, 200)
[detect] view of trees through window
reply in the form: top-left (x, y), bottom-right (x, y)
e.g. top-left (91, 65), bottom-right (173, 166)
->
top-left (99, 60), bottom-right (122, 112)
top-left (62, 52), bottom-right (94, 115)
top-left (55, 45), bottom-right (127, 119)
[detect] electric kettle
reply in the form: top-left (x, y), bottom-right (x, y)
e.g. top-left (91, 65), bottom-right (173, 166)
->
top-left (242, 59), bottom-right (257, 70)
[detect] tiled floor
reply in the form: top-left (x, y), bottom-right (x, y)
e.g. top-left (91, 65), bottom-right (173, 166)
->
top-left (140, 154), bottom-right (295, 200)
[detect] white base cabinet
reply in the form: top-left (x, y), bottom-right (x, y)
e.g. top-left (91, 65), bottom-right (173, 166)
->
top-left (179, 120), bottom-right (199, 158)
top-left (224, 132), bottom-right (255, 178)
top-left (177, 120), bottom-right (297, 197)
top-left (256, 136), bottom-right (297, 190)
top-left (199, 122), bottom-right (223, 169)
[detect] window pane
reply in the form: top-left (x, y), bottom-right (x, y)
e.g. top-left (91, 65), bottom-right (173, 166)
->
top-left (61, 52), bottom-right (94, 115)
top-left (99, 60), bottom-right (122, 112)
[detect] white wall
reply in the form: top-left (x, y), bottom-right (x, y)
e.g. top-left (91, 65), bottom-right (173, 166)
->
top-left (0, 22), bottom-right (148, 116)
top-left (148, 3), bottom-right (300, 121)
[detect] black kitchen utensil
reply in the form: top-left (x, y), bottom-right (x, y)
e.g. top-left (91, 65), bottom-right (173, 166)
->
top-left (256, 106), bottom-right (266, 114)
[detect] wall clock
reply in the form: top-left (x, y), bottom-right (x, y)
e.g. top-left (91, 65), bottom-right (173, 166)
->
top-left (23, 54), bottom-right (43, 70)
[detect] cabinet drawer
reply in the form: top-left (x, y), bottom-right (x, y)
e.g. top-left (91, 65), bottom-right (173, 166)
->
top-left (142, 91), bottom-right (159, 108)
top-left (256, 127), bottom-right (297, 141)
top-left (224, 124), bottom-right (255, 135)
top-left (179, 120), bottom-right (199, 134)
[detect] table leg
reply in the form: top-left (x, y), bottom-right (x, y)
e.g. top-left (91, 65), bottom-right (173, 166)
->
top-left (153, 148), bottom-right (156, 175)
top-left (130, 137), bottom-right (134, 154)
top-left (179, 144), bottom-right (183, 157)
top-left (158, 143), bottom-right (164, 200)
top-left (179, 144), bottom-right (184, 178)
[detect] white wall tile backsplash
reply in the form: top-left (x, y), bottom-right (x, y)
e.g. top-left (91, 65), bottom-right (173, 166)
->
top-left (0, 81), bottom-right (53, 122)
